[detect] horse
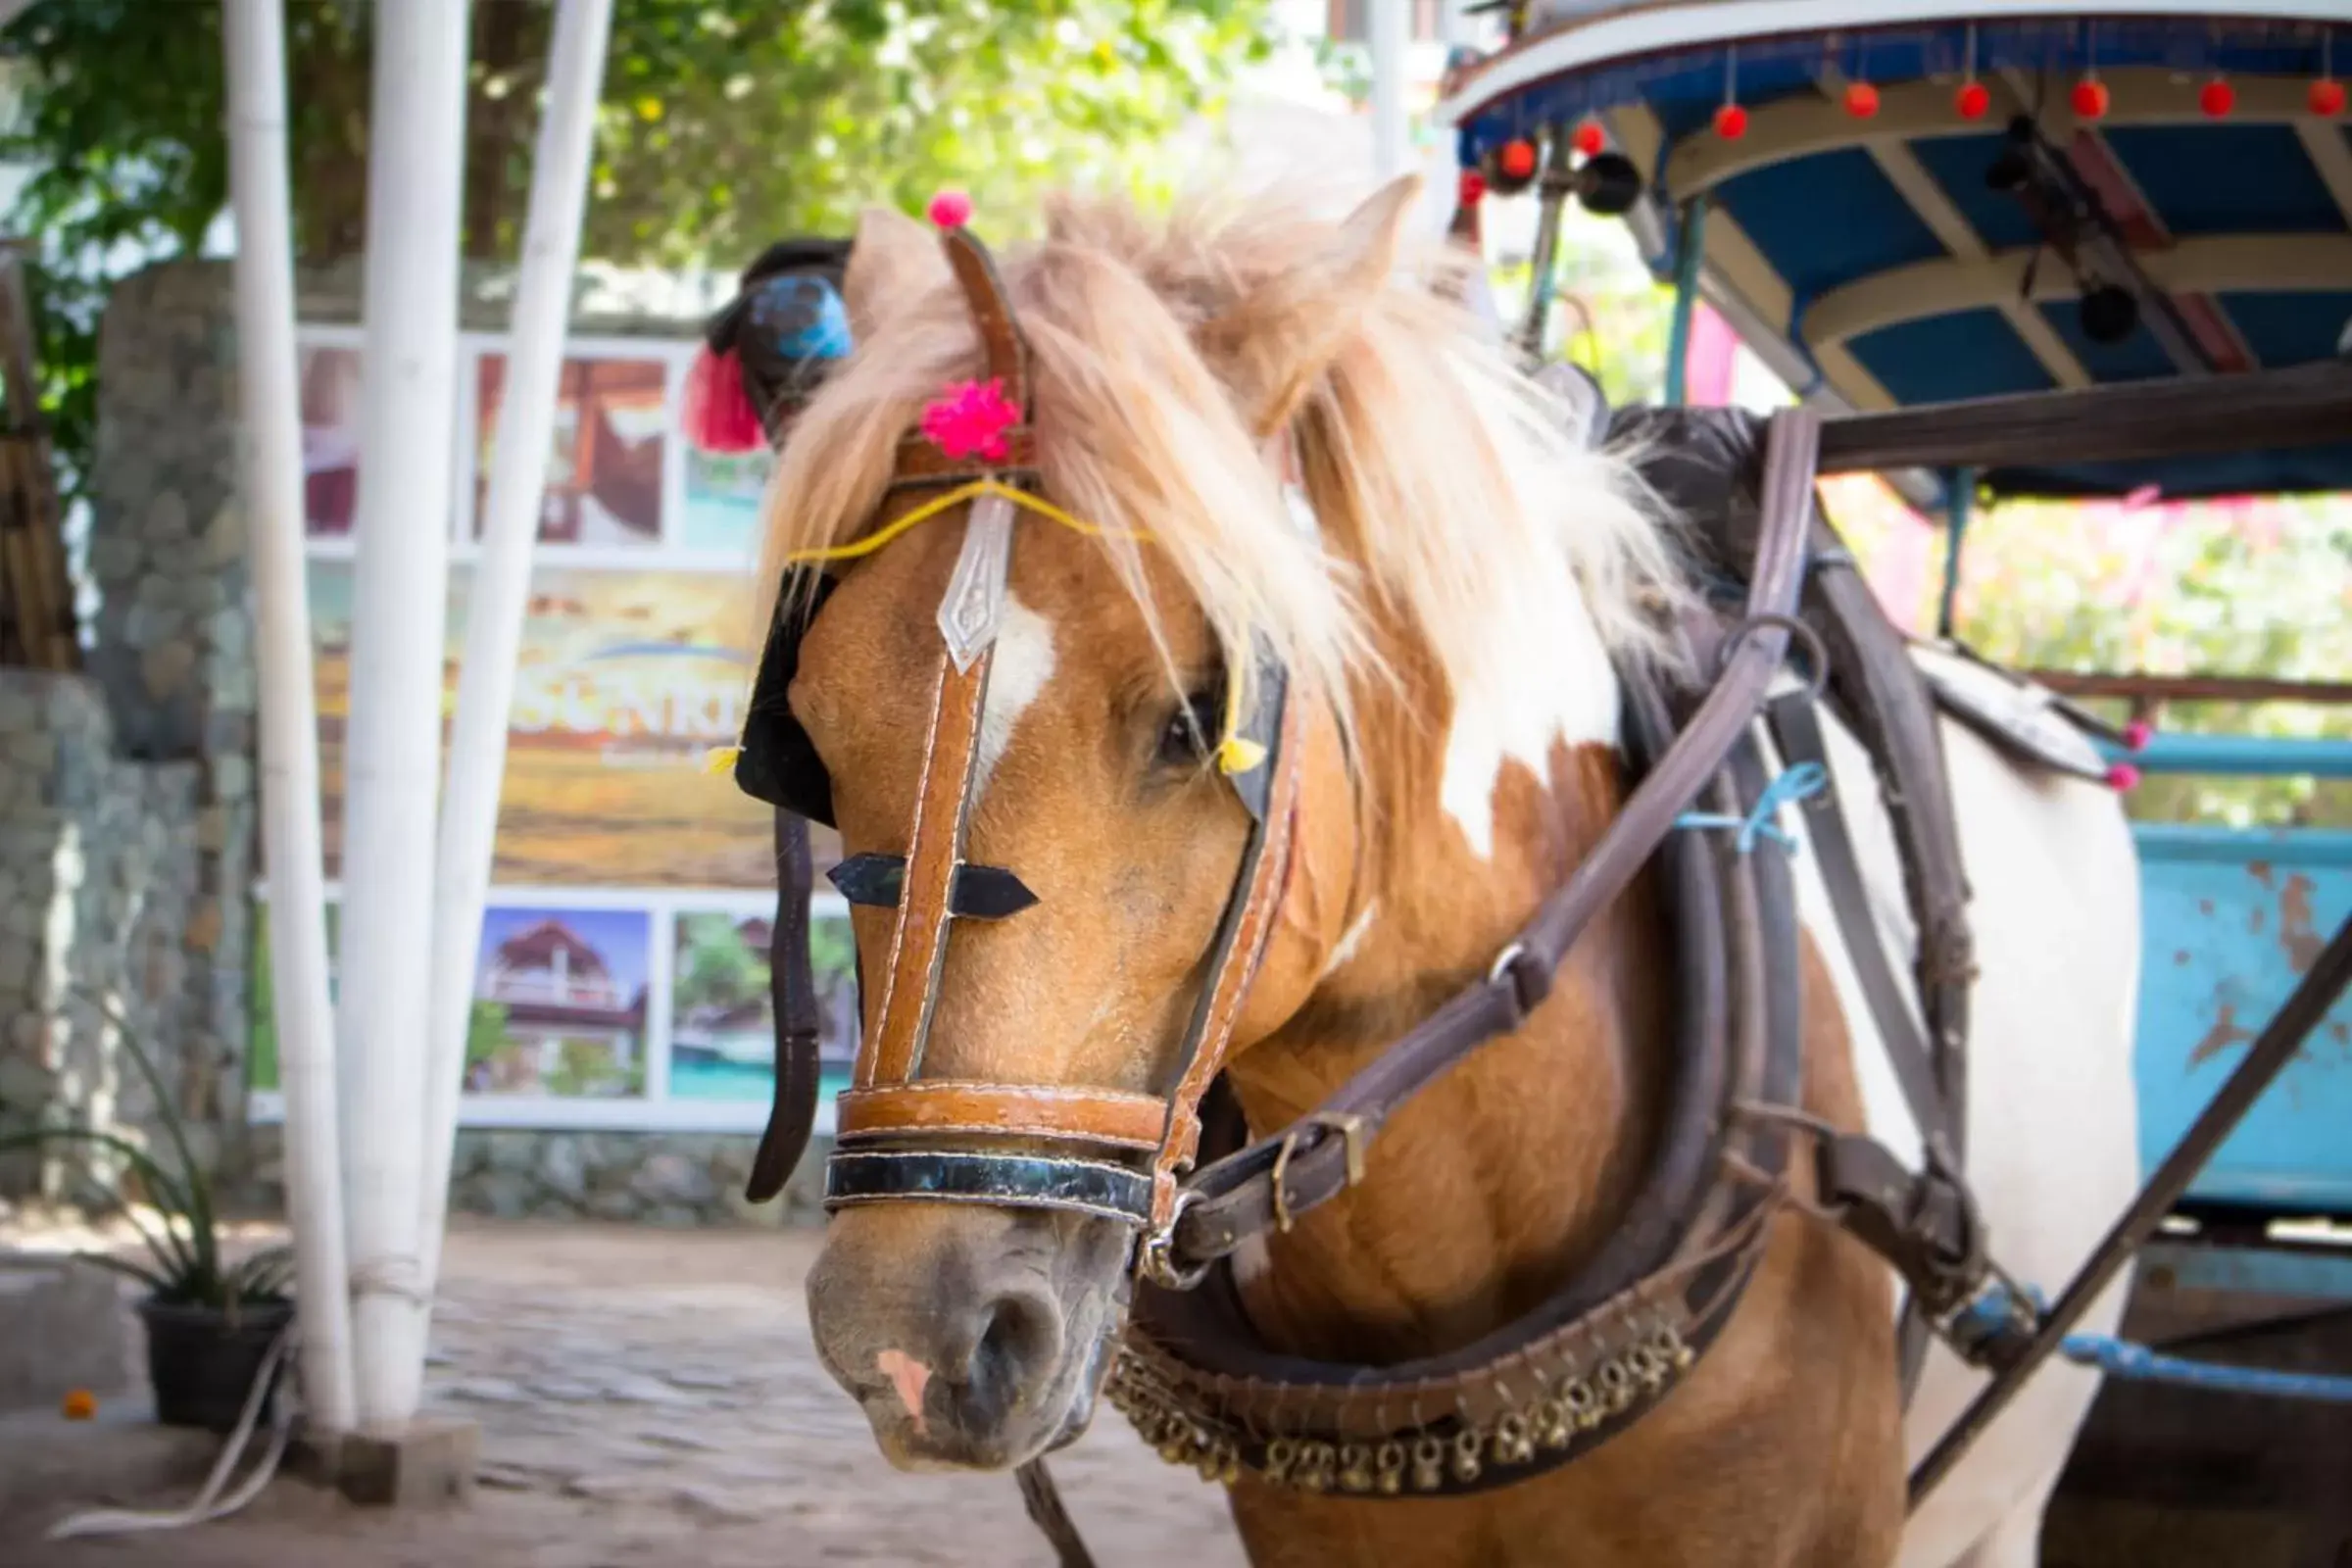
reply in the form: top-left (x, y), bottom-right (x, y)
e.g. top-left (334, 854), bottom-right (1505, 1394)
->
top-left (753, 176), bottom-right (2142, 1567)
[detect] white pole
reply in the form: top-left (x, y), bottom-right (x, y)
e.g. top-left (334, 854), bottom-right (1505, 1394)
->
top-left (337, 0), bottom-right (471, 1432)
top-left (408, 0), bottom-right (614, 1400)
top-left (1368, 0), bottom-right (1413, 181)
top-left (220, 0), bottom-right (357, 1437)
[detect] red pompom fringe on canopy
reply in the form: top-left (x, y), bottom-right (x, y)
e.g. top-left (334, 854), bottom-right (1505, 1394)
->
top-left (683, 345), bottom-right (765, 455)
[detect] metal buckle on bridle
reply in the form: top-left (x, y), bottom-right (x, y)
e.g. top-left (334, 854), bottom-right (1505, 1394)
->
top-left (1489, 940), bottom-right (1551, 1018)
top-left (1137, 1186), bottom-right (1208, 1292)
top-left (1931, 1258), bottom-right (2045, 1373)
top-left (1270, 1110), bottom-right (1369, 1234)
top-left (1717, 612), bottom-right (1831, 702)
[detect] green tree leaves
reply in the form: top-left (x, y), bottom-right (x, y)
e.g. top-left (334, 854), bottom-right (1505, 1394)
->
top-left (0, 0), bottom-right (1274, 500)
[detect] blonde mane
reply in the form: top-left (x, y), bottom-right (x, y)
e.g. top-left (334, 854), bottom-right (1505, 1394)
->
top-left (757, 187), bottom-right (1688, 737)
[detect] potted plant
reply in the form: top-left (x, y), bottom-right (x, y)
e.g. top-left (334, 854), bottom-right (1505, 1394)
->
top-left (0, 1003), bottom-right (293, 1434)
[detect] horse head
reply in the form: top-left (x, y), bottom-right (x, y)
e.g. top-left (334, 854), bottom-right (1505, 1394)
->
top-left (757, 178), bottom-right (1679, 1473)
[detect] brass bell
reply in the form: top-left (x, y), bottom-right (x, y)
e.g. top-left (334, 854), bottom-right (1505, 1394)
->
top-left (1494, 1412), bottom-right (1536, 1465)
top-left (1450, 1429), bottom-right (1484, 1484)
top-left (1411, 1436), bottom-right (1447, 1492)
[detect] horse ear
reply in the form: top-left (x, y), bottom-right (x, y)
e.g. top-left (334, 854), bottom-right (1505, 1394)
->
top-left (842, 204), bottom-right (950, 339)
top-left (1206, 173), bottom-right (1422, 440)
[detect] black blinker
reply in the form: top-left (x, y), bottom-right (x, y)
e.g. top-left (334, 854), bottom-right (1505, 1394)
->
top-left (826, 853), bottom-right (1040, 920)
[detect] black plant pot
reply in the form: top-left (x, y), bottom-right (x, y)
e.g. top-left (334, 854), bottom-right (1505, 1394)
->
top-left (137, 1297), bottom-right (294, 1433)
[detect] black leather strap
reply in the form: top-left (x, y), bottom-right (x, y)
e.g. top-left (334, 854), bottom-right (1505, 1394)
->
top-left (827, 854), bottom-right (1040, 919)
top-left (746, 810), bottom-right (821, 1204)
top-left (1766, 690), bottom-right (1969, 1403)
top-left (1765, 694), bottom-right (1952, 1152)
top-left (824, 1149), bottom-right (1154, 1227)
top-left (1014, 1460), bottom-right (1098, 1568)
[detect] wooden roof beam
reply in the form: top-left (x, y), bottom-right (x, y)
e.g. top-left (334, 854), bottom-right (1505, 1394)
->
top-left (1608, 98), bottom-right (1902, 415)
top-left (1802, 234), bottom-right (2352, 356)
top-left (1813, 65), bottom-right (2093, 390)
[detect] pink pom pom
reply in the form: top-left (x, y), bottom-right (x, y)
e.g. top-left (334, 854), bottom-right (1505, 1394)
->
top-left (919, 377), bottom-right (1021, 463)
top-left (2104, 762), bottom-right (2141, 793)
top-left (2122, 719), bottom-right (2154, 752)
top-left (681, 346), bottom-right (764, 454)
top-left (927, 189), bottom-right (973, 230)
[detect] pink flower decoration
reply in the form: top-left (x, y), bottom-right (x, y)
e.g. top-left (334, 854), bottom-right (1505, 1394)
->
top-left (919, 377), bottom-right (1021, 463)
top-left (2121, 719), bottom-right (2154, 752)
top-left (928, 189), bottom-right (974, 230)
top-left (2104, 762), bottom-right (2141, 793)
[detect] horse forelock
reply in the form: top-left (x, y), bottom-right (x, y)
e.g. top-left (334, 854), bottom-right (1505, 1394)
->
top-left (754, 186), bottom-right (1693, 788)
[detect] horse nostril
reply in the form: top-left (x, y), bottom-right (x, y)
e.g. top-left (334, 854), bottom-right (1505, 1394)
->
top-left (960, 1290), bottom-right (1063, 1426)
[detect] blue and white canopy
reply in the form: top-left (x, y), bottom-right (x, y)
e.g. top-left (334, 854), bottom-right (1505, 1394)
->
top-left (1439, 1), bottom-right (2352, 500)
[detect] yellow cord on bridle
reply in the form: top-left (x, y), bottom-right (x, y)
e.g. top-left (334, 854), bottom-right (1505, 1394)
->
top-left (704, 479), bottom-right (1265, 778)
top-left (781, 478), bottom-right (1144, 564)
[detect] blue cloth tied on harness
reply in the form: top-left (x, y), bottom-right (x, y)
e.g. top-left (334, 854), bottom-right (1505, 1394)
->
top-left (1674, 761), bottom-right (1828, 856)
top-left (1950, 1279), bottom-right (2352, 1403)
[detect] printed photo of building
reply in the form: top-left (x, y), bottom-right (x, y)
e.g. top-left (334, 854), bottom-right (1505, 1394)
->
top-left (467, 907), bottom-right (652, 1099)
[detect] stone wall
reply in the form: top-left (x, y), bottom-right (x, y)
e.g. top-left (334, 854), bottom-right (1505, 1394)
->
top-left (447, 1129), bottom-right (831, 1227)
top-left (233, 1123), bottom-right (833, 1228)
top-left (61, 262), bottom-right (260, 1180)
top-left (0, 670), bottom-right (207, 1199)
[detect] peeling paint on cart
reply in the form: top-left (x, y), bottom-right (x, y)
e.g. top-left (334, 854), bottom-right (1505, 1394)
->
top-left (2132, 826), bottom-right (2352, 1209)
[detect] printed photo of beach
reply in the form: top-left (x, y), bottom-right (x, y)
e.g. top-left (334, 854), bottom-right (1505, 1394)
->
top-left (665, 908), bottom-right (859, 1105)
top-left (679, 446), bottom-right (772, 559)
top-left (304, 561), bottom-right (785, 888)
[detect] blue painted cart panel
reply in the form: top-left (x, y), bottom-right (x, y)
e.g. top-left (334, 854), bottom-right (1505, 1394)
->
top-left (2132, 825), bottom-right (2352, 1213)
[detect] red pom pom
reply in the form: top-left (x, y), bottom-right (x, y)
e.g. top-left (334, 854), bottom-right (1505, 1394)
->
top-left (2072, 78), bottom-right (2110, 120)
top-left (2104, 762), bottom-right (2141, 793)
top-left (1457, 169), bottom-right (1487, 206)
top-left (682, 346), bottom-right (764, 455)
top-left (1714, 102), bottom-right (1749, 139)
top-left (1571, 121), bottom-right (1606, 158)
top-left (2122, 720), bottom-right (2154, 753)
top-left (2200, 77), bottom-right (2235, 118)
top-left (1956, 80), bottom-right (1991, 121)
top-left (1498, 139), bottom-right (1538, 179)
top-left (919, 377), bottom-right (1021, 464)
top-left (2314, 78), bottom-right (2348, 118)
top-left (927, 189), bottom-right (973, 230)
top-left (1844, 80), bottom-right (1881, 119)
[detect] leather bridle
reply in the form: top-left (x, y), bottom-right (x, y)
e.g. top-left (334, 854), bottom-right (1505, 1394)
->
top-left (727, 217), bottom-right (1300, 1246)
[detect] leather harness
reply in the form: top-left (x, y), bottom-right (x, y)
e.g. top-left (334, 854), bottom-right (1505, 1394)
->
top-left (722, 218), bottom-right (2059, 1562)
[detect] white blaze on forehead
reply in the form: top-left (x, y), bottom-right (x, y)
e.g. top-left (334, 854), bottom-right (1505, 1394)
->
top-left (1439, 574), bottom-right (1618, 860)
top-left (973, 591), bottom-right (1056, 798)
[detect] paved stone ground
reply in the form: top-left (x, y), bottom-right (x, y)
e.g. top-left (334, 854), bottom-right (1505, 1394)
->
top-left (0, 1219), bottom-right (1249, 1567)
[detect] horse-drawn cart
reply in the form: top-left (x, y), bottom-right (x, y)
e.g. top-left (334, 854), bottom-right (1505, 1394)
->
top-left (1439, 3), bottom-right (2352, 1559)
top-left (689, 7), bottom-right (2351, 1558)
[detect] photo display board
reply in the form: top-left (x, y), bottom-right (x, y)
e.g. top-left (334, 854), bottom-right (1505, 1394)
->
top-left (248, 327), bottom-right (856, 1135)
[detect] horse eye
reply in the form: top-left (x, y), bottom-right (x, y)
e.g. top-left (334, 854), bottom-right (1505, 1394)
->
top-left (1154, 691), bottom-right (1221, 769)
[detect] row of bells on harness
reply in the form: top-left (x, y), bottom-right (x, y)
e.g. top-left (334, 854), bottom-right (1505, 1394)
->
top-left (1106, 1322), bottom-right (1695, 1496)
